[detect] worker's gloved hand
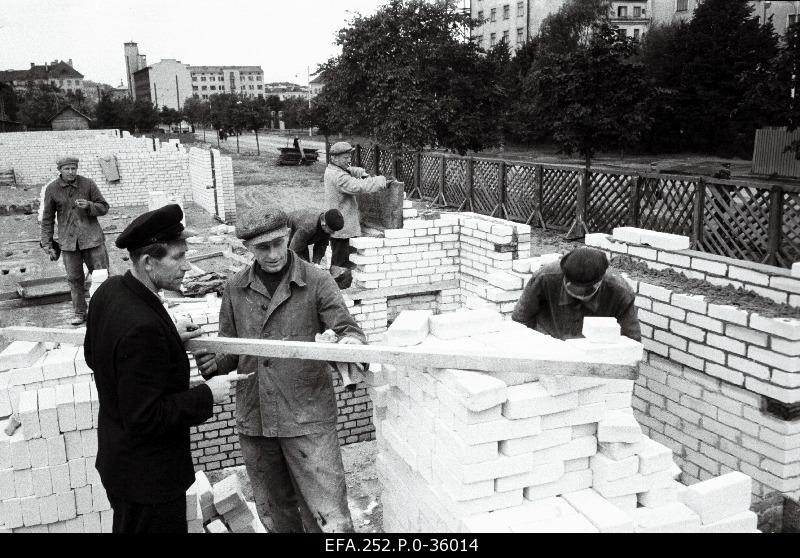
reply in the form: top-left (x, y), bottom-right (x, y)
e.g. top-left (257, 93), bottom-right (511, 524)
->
top-left (347, 166), bottom-right (368, 179)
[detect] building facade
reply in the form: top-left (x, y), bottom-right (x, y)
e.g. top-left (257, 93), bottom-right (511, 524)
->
top-left (0, 60), bottom-right (84, 94)
top-left (132, 59), bottom-right (193, 111)
top-left (470, 0), bottom-right (799, 48)
top-left (309, 75), bottom-right (324, 98)
top-left (124, 42), bottom-right (147, 99)
top-left (189, 66), bottom-right (265, 100)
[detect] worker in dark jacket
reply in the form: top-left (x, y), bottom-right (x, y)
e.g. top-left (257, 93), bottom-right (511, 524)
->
top-left (85, 204), bottom-right (247, 533)
top-left (40, 156), bottom-right (110, 325)
top-left (512, 247), bottom-right (641, 341)
top-left (287, 208), bottom-right (344, 265)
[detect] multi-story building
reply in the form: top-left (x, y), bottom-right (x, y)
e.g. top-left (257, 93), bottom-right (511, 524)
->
top-left (471, 0), bottom-right (799, 48)
top-left (132, 59), bottom-right (193, 110)
top-left (124, 42), bottom-right (147, 99)
top-left (263, 82), bottom-right (308, 102)
top-left (0, 59), bottom-right (84, 94)
top-left (309, 75), bottom-right (325, 98)
top-left (189, 66), bottom-right (265, 100)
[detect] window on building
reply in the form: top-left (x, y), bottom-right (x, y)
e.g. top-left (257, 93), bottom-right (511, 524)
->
top-left (790, 14), bottom-right (800, 26)
top-left (634, 28), bottom-right (640, 40)
top-left (220, 86), bottom-right (225, 91)
top-left (490, 32), bottom-right (496, 46)
top-left (634, 6), bottom-right (641, 17)
top-left (617, 27), bottom-right (628, 38)
top-left (490, 8), bottom-right (496, 21)
top-left (677, 0), bottom-right (688, 12)
top-left (256, 75), bottom-right (262, 81)
top-left (475, 34), bottom-right (484, 48)
top-left (201, 76), bottom-right (207, 81)
top-left (517, 27), bottom-right (524, 43)
top-left (502, 30), bottom-right (509, 42)
top-left (618, 6), bottom-right (627, 17)
top-left (201, 86), bottom-right (207, 90)
top-left (202, 94), bottom-right (208, 99)
top-left (66, 79), bottom-right (71, 85)
top-left (517, 1), bottom-right (523, 17)
top-left (477, 10), bottom-right (483, 22)
top-left (193, 94), bottom-right (199, 99)
top-left (249, 85), bottom-right (254, 90)
top-left (503, 4), bottom-right (509, 19)
top-left (210, 76), bottom-right (215, 81)
top-left (192, 86), bottom-right (198, 91)
top-left (257, 85), bottom-right (263, 90)
top-left (248, 75), bottom-right (254, 81)
top-left (258, 94), bottom-right (263, 99)
top-left (192, 76), bottom-right (197, 81)
top-left (210, 86), bottom-right (216, 90)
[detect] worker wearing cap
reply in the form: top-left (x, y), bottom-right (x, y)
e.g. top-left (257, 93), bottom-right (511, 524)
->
top-left (40, 155), bottom-right (110, 325)
top-left (512, 247), bottom-right (641, 341)
top-left (287, 208), bottom-right (345, 265)
top-left (324, 141), bottom-right (391, 268)
top-left (85, 204), bottom-right (247, 533)
top-left (193, 207), bottom-right (365, 533)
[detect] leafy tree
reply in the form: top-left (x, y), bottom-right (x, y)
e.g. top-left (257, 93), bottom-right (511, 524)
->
top-left (315, 0), bottom-right (506, 154)
top-left (159, 105), bottom-right (182, 130)
top-left (94, 94), bottom-right (129, 130)
top-left (130, 99), bottom-right (159, 132)
top-left (0, 82), bottom-right (18, 121)
top-left (281, 96), bottom-right (311, 129)
top-left (16, 83), bottom-right (65, 128)
top-left (182, 97), bottom-right (211, 138)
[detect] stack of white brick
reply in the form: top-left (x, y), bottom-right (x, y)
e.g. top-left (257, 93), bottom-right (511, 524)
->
top-left (0, 375), bottom-right (108, 532)
top-left (185, 473), bottom-right (265, 533)
top-left (371, 309), bottom-right (758, 533)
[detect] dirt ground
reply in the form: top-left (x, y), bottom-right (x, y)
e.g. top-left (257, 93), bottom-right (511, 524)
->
top-left (2, 136), bottom-right (796, 533)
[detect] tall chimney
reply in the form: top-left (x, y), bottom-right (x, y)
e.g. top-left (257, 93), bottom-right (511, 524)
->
top-left (30, 63), bottom-right (35, 68)
top-left (68, 59), bottom-right (73, 67)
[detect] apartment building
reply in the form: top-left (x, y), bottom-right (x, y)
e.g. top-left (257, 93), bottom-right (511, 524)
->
top-left (132, 59), bottom-right (193, 110)
top-left (0, 59), bottom-right (84, 94)
top-left (189, 66), bottom-right (265, 100)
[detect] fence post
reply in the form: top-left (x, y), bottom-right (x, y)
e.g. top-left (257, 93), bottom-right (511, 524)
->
top-left (409, 152), bottom-right (422, 199)
top-left (491, 160), bottom-right (509, 219)
top-left (629, 175), bottom-right (641, 227)
top-left (432, 155), bottom-right (448, 207)
top-left (374, 145), bottom-right (381, 176)
top-left (691, 179), bottom-right (706, 250)
top-left (565, 167), bottom-right (589, 240)
top-left (526, 164), bottom-right (546, 229)
top-left (765, 185), bottom-right (784, 266)
top-left (354, 144), bottom-right (362, 168)
top-left (459, 158), bottom-right (475, 212)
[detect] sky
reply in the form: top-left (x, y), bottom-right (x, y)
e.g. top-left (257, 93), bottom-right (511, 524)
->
top-left (0, 0), bottom-right (392, 86)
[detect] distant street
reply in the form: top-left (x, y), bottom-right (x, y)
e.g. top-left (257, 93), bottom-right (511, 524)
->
top-left (195, 130), bottom-right (327, 162)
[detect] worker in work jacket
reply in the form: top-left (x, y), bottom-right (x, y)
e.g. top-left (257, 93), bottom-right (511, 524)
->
top-left (324, 141), bottom-right (390, 268)
top-left (193, 207), bottom-right (365, 533)
top-left (287, 208), bottom-right (345, 265)
top-left (40, 155), bottom-right (110, 325)
top-left (512, 247), bottom-right (641, 341)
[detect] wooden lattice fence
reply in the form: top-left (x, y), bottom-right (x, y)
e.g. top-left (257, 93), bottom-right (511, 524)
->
top-left (343, 144), bottom-right (800, 268)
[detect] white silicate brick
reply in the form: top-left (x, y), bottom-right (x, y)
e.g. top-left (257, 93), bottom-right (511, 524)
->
top-left (698, 510), bottom-right (758, 533)
top-left (637, 436), bottom-right (673, 475)
top-left (681, 471), bottom-right (752, 525)
top-left (502, 383), bottom-right (578, 419)
top-left (638, 483), bottom-right (679, 508)
top-left (499, 427), bottom-right (572, 457)
top-left (523, 469), bottom-right (593, 501)
top-left (562, 488), bottom-right (635, 533)
top-left (55, 384), bottom-right (76, 432)
top-left (41, 347), bottom-right (78, 381)
top-left (428, 309), bottom-right (504, 340)
top-left (591, 452), bottom-right (639, 483)
top-left (0, 342), bottom-right (46, 372)
top-left (633, 502), bottom-right (701, 533)
top-left (18, 390), bottom-right (40, 440)
top-left (431, 369), bottom-right (507, 412)
top-left (37, 387), bottom-right (59, 438)
top-left (385, 310), bottom-right (432, 347)
top-left (597, 410), bottom-right (642, 444)
top-left (582, 317), bottom-right (621, 344)
top-left (599, 440), bottom-right (643, 461)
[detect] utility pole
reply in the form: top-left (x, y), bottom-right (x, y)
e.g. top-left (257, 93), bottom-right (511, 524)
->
top-left (307, 65), bottom-right (312, 138)
top-left (175, 74), bottom-right (181, 133)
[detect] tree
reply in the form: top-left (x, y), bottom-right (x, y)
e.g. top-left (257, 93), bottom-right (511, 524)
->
top-left (16, 83), bottom-right (65, 128)
top-left (159, 105), bottom-right (182, 130)
top-left (182, 97), bottom-right (211, 138)
top-left (239, 97), bottom-right (271, 154)
top-left (130, 99), bottom-right (159, 132)
top-left (315, 0), bottom-right (507, 154)
top-left (0, 83), bottom-right (18, 121)
top-left (94, 94), bottom-right (129, 130)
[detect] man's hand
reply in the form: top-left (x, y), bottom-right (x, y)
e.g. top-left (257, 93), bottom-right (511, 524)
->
top-left (205, 372), bottom-right (253, 404)
top-left (47, 247), bottom-right (59, 261)
top-left (192, 349), bottom-right (218, 377)
top-left (337, 336), bottom-right (362, 346)
top-left (74, 198), bottom-right (90, 210)
top-left (176, 320), bottom-right (203, 343)
top-left (347, 166), bottom-right (368, 179)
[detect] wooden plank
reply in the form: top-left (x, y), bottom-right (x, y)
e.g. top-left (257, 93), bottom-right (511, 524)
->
top-left (0, 326), bottom-right (637, 379)
top-left (187, 251), bottom-right (225, 263)
top-left (344, 280), bottom-right (458, 302)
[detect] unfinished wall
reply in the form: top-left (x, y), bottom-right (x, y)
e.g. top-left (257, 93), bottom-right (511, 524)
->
top-left (1, 130), bottom-right (235, 219)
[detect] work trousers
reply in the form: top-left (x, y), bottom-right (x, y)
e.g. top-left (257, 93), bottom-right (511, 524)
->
top-left (107, 491), bottom-right (187, 533)
top-left (62, 244), bottom-right (109, 316)
top-left (239, 430), bottom-right (354, 533)
top-left (329, 238), bottom-right (353, 269)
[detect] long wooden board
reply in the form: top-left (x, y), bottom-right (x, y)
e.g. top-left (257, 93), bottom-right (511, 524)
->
top-left (0, 326), bottom-right (637, 379)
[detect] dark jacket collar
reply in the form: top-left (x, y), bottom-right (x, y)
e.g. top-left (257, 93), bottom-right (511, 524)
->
top-left (240, 251), bottom-right (307, 296)
top-left (121, 271), bottom-right (183, 344)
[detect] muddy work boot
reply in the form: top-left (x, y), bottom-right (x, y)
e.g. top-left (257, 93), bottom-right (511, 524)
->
top-left (70, 313), bottom-right (86, 326)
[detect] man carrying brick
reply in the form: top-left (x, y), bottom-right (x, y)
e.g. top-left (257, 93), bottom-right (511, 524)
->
top-left (512, 247), bottom-right (641, 341)
top-left (40, 155), bottom-right (111, 326)
top-left (85, 204), bottom-right (247, 533)
top-left (324, 141), bottom-right (392, 269)
top-left (287, 208), bottom-right (344, 265)
top-left (193, 207), bottom-right (366, 533)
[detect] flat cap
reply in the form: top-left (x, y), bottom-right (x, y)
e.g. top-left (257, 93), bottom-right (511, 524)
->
top-left (56, 156), bottom-right (79, 168)
top-left (329, 141), bottom-right (354, 156)
top-left (322, 209), bottom-right (344, 232)
top-left (236, 207), bottom-right (289, 245)
top-left (560, 247), bottom-right (609, 286)
top-left (116, 204), bottom-right (195, 251)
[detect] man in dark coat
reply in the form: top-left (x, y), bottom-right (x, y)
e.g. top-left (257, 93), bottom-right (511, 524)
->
top-left (84, 204), bottom-right (247, 533)
top-left (512, 247), bottom-right (641, 341)
top-left (287, 208), bottom-right (344, 265)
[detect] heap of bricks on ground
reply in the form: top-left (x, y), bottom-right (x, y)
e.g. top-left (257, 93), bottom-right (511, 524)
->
top-left (583, 227), bottom-right (800, 529)
top-left (0, 341), bottom-right (112, 532)
top-left (370, 307), bottom-right (758, 532)
top-left (1, 130), bottom-right (235, 219)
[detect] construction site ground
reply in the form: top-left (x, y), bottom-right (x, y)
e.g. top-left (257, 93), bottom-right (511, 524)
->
top-left (0, 139), bottom-right (792, 533)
